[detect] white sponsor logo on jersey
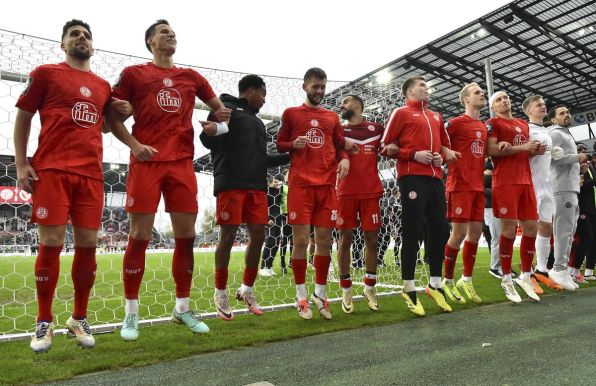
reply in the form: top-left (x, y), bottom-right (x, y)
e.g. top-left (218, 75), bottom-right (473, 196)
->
top-left (36, 207), bottom-right (48, 219)
top-left (157, 88), bottom-right (182, 112)
top-left (80, 86), bottom-right (92, 97)
top-left (306, 128), bottom-right (324, 148)
top-left (71, 102), bottom-right (99, 128)
top-left (163, 78), bottom-right (173, 87)
top-left (512, 134), bottom-right (526, 146)
top-left (311, 119), bottom-right (319, 127)
top-left (408, 191), bottom-right (417, 200)
top-left (126, 197), bottom-right (135, 207)
top-left (471, 140), bottom-right (485, 158)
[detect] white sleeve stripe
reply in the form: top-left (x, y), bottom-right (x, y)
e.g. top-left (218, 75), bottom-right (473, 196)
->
top-left (381, 108), bottom-right (401, 144)
top-left (347, 135), bottom-right (382, 145)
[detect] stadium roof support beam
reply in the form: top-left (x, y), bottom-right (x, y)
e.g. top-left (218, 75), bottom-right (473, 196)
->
top-left (427, 47), bottom-right (567, 106)
top-left (509, 3), bottom-right (596, 65)
top-left (479, 20), bottom-right (596, 96)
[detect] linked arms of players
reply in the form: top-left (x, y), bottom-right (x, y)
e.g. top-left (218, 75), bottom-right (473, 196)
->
top-left (198, 97), bottom-right (232, 137)
top-left (486, 138), bottom-right (546, 157)
top-left (379, 143), bottom-right (460, 166)
top-left (549, 131), bottom-right (587, 165)
top-left (106, 101), bottom-right (159, 162)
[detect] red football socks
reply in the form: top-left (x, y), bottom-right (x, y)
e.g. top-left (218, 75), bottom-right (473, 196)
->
top-left (71, 246), bottom-right (97, 320)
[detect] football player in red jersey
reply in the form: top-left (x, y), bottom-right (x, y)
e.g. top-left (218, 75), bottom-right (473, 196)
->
top-left (442, 83), bottom-right (487, 305)
top-left (381, 75), bottom-right (459, 316)
top-left (336, 95), bottom-right (384, 313)
top-left (486, 91), bottom-right (545, 303)
top-left (276, 67), bottom-right (353, 320)
top-left (109, 20), bottom-right (231, 340)
top-left (14, 20), bottom-right (112, 352)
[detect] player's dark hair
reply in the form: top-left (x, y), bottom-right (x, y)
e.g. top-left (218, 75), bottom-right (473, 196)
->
top-left (346, 94), bottom-right (364, 112)
top-left (238, 74), bottom-right (266, 94)
top-left (145, 19), bottom-right (170, 53)
top-left (61, 19), bottom-right (92, 41)
top-left (401, 76), bottom-right (426, 97)
top-left (303, 67), bottom-right (327, 83)
top-left (547, 104), bottom-right (568, 121)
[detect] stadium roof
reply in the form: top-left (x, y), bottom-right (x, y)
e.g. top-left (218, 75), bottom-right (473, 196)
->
top-left (196, 0), bottom-right (596, 172)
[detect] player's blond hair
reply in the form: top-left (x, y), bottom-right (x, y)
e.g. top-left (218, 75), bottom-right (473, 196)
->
top-left (459, 82), bottom-right (480, 107)
top-left (522, 95), bottom-right (544, 114)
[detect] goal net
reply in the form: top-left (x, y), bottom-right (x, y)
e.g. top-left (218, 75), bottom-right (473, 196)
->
top-left (0, 28), bottom-right (427, 339)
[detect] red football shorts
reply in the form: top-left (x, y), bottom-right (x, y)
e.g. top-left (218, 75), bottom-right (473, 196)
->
top-left (492, 185), bottom-right (538, 220)
top-left (216, 189), bottom-right (268, 225)
top-left (337, 197), bottom-right (381, 231)
top-left (31, 170), bottom-right (103, 229)
top-left (287, 185), bottom-right (337, 228)
top-left (447, 191), bottom-right (485, 223)
top-left (126, 158), bottom-right (198, 214)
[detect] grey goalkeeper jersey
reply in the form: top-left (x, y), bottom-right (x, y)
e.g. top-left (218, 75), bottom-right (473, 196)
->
top-left (548, 125), bottom-right (580, 193)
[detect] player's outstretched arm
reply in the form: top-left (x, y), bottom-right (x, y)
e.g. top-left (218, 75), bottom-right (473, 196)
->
top-left (13, 109), bottom-right (38, 193)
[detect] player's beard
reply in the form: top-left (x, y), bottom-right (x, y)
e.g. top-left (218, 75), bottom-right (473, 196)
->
top-left (341, 109), bottom-right (354, 120)
top-left (306, 92), bottom-right (323, 106)
top-left (71, 47), bottom-right (92, 60)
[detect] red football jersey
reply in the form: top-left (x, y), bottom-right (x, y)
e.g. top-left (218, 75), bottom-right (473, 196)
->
top-left (112, 62), bottom-right (216, 163)
top-left (276, 104), bottom-right (347, 188)
top-left (16, 62), bottom-right (111, 180)
top-left (445, 115), bottom-right (487, 192)
top-left (486, 116), bottom-right (532, 187)
top-left (337, 121), bottom-right (384, 199)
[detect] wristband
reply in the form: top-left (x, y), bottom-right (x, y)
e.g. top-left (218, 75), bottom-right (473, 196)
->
top-left (215, 121), bottom-right (229, 136)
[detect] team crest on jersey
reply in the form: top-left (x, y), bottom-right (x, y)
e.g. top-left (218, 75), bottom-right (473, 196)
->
top-left (515, 127), bottom-right (522, 133)
top-left (433, 115), bottom-right (439, 121)
top-left (220, 211), bottom-right (230, 221)
top-left (36, 207), bottom-right (48, 219)
top-left (310, 119), bottom-right (319, 127)
top-left (408, 191), bottom-right (417, 200)
top-left (368, 125), bottom-right (375, 131)
top-left (337, 217), bottom-right (344, 226)
top-left (476, 131), bottom-right (482, 138)
top-left (306, 128), bottom-right (324, 149)
top-left (126, 197), bottom-right (135, 207)
top-left (289, 212), bottom-right (297, 220)
top-left (71, 102), bottom-right (99, 128)
top-left (455, 207), bottom-right (463, 215)
top-left (80, 86), bottom-right (92, 97)
top-left (163, 78), bottom-right (174, 87)
top-left (512, 134), bottom-right (526, 146)
top-left (157, 88), bottom-right (182, 112)
top-left (499, 207), bottom-right (508, 215)
top-left (471, 140), bottom-right (485, 158)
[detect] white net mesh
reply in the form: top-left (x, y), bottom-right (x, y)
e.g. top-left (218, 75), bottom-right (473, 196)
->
top-left (0, 29), bottom-right (428, 338)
